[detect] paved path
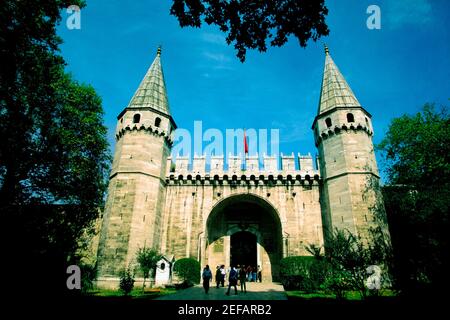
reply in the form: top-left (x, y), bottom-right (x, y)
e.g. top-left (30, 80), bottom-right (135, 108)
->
top-left (156, 282), bottom-right (287, 300)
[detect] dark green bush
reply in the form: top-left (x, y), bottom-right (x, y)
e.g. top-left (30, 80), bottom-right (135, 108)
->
top-left (173, 258), bottom-right (200, 285)
top-left (321, 269), bottom-right (352, 299)
top-left (80, 263), bottom-right (97, 293)
top-left (280, 256), bottom-right (330, 292)
top-left (119, 267), bottom-right (135, 296)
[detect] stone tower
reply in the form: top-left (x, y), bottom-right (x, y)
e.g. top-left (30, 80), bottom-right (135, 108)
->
top-left (96, 48), bottom-right (176, 281)
top-left (313, 46), bottom-right (380, 241)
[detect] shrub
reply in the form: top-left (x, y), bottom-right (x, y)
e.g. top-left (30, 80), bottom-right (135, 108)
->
top-left (173, 258), bottom-right (200, 286)
top-left (280, 256), bottom-right (330, 292)
top-left (119, 267), bottom-right (135, 296)
top-left (321, 269), bottom-right (352, 299)
top-left (324, 228), bottom-right (389, 299)
top-left (80, 263), bottom-right (97, 293)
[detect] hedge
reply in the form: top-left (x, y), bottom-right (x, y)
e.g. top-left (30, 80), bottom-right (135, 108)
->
top-left (173, 258), bottom-right (200, 285)
top-left (280, 256), bottom-right (330, 292)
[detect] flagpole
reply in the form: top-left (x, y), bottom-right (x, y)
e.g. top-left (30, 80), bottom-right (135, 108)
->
top-left (243, 128), bottom-right (247, 170)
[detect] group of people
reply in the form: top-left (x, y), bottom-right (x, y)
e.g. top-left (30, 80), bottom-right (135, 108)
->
top-left (201, 264), bottom-right (262, 295)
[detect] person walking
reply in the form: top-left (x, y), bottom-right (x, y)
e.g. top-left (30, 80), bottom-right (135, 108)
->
top-left (202, 265), bottom-right (212, 294)
top-left (225, 266), bottom-right (238, 295)
top-left (239, 264), bottom-right (247, 293)
top-left (236, 265), bottom-right (241, 286)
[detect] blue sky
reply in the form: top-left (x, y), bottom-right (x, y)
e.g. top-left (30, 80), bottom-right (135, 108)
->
top-left (57, 0), bottom-right (450, 180)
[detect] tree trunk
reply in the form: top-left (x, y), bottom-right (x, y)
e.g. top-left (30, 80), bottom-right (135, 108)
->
top-left (142, 277), bottom-right (146, 292)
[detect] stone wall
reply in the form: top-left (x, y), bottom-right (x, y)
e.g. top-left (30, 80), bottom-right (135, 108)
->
top-left (160, 174), bottom-right (324, 281)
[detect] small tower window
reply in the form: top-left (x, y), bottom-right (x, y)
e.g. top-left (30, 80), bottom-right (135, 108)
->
top-left (325, 117), bottom-right (332, 128)
top-left (365, 117), bottom-right (369, 124)
top-left (347, 113), bottom-right (355, 123)
top-left (133, 114), bottom-right (141, 124)
top-left (155, 117), bottom-right (161, 127)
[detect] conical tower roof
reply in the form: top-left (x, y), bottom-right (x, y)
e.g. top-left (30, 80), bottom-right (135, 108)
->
top-left (318, 46), bottom-right (361, 114)
top-left (127, 47), bottom-right (170, 115)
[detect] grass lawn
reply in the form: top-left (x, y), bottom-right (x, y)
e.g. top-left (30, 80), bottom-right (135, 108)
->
top-left (86, 287), bottom-right (177, 299)
top-left (286, 290), bottom-right (398, 301)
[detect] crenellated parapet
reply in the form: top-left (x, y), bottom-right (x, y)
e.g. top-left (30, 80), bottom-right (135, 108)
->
top-left (115, 122), bottom-right (175, 146)
top-left (166, 152), bottom-right (321, 184)
top-left (315, 121), bottom-right (373, 146)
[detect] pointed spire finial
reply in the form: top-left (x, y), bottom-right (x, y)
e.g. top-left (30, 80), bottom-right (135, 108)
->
top-left (324, 44), bottom-right (329, 55)
top-left (126, 45), bottom-right (170, 114)
top-left (317, 47), bottom-right (361, 115)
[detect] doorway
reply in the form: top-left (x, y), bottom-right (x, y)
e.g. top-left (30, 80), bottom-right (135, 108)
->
top-left (230, 231), bottom-right (257, 268)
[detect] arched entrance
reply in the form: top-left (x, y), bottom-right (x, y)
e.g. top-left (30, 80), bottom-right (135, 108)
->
top-left (205, 194), bottom-right (283, 281)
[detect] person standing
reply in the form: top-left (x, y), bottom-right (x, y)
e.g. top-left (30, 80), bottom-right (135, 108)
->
top-left (215, 265), bottom-right (221, 288)
top-left (220, 265), bottom-right (226, 287)
top-left (257, 265), bottom-right (262, 283)
top-left (225, 266), bottom-right (238, 295)
top-left (246, 265), bottom-right (252, 282)
top-left (252, 266), bottom-right (257, 282)
top-left (202, 265), bottom-right (212, 294)
top-left (239, 264), bottom-right (247, 293)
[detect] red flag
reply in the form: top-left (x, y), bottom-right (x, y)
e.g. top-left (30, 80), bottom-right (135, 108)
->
top-left (244, 129), bottom-right (248, 154)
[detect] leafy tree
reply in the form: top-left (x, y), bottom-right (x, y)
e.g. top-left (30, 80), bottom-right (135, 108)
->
top-left (136, 247), bottom-right (162, 290)
top-left (0, 0), bottom-right (89, 205)
top-left (378, 104), bottom-right (450, 294)
top-left (170, 0), bottom-right (329, 62)
top-left (0, 0), bottom-right (110, 294)
top-left (378, 104), bottom-right (449, 188)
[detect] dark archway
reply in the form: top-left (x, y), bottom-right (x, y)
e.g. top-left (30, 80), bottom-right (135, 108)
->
top-left (230, 231), bottom-right (257, 268)
top-left (205, 194), bottom-right (283, 281)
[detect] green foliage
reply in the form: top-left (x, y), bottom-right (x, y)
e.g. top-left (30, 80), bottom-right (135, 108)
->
top-left (280, 256), bottom-right (330, 292)
top-left (80, 263), bottom-right (97, 293)
top-left (378, 104), bottom-right (450, 293)
top-left (119, 267), bottom-right (135, 296)
top-left (378, 104), bottom-right (449, 187)
top-left (170, 0), bottom-right (329, 62)
top-left (173, 258), bottom-right (200, 285)
top-left (305, 243), bottom-right (323, 259)
top-left (0, 0), bottom-right (110, 294)
top-left (323, 228), bottom-right (391, 299)
top-left (280, 256), bottom-right (315, 275)
top-left (321, 269), bottom-right (352, 300)
top-left (136, 247), bottom-right (162, 289)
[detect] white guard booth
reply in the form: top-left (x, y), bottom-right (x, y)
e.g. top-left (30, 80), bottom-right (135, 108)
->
top-left (154, 255), bottom-right (174, 286)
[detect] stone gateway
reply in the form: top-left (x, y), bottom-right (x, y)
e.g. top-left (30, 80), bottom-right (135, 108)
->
top-left (95, 47), bottom-right (389, 288)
